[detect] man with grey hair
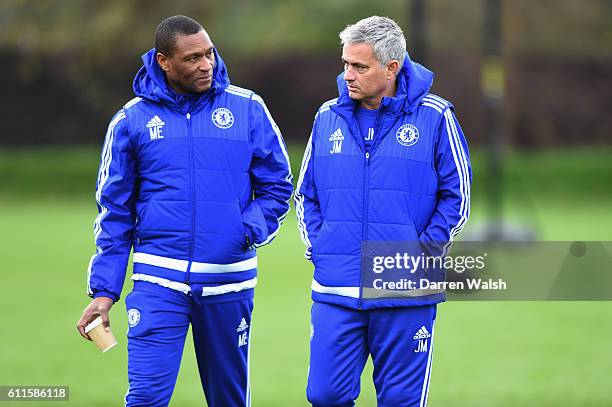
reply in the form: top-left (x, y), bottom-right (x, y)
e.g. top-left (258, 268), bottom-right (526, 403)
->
top-left (296, 16), bottom-right (471, 406)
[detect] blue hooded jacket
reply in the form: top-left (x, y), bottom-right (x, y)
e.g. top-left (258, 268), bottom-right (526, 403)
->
top-left (295, 53), bottom-right (471, 309)
top-left (87, 48), bottom-right (293, 301)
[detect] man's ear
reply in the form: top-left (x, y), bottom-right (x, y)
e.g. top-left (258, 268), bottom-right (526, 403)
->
top-left (386, 60), bottom-right (400, 80)
top-left (156, 52), bottom-right (171, 72)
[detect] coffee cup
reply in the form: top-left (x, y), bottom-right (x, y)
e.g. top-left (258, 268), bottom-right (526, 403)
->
top-left (84, 316), bottom-right (117, 353)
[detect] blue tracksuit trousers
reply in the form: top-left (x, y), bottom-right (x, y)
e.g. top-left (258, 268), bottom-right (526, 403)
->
top-left (307, 302), bottom-right (437, 407)
top-left (124, 281), bottom-right (253, 407)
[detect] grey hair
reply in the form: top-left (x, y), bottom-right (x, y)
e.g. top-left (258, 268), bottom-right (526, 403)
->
top-left (339, 16), bottom-right (406, 69)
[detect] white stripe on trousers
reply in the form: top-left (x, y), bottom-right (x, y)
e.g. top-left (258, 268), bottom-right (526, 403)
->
top-left (419, 320), bottom-right (436, 407)
top-left (245, 316), bottom-right (252, 407)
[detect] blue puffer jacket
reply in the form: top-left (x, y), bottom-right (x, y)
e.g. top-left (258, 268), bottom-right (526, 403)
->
top-left (87, 48), bottom-right (293, 301)
top-left (295, 53), bottom-right (471, 310)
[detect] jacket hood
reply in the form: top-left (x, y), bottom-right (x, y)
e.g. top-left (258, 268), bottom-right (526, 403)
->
top-left (132, 48), bottom-right (230, 110)
top-left (335, 52), bottom-right (433, 114)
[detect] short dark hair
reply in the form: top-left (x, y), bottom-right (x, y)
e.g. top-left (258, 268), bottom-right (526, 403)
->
top-left (154, 15), bottom-right (203, 56)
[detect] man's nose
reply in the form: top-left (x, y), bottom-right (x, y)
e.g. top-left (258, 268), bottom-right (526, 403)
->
top-left (198, 58), bottom-right (212, 72)
top-left (344, 66), bottom-right (355, 81)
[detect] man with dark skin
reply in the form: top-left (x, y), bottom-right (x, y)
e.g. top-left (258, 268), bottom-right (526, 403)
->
top-left (77, 25), bottom-right (217, 340)
top-left (77, 15), bottom-right (292, 406)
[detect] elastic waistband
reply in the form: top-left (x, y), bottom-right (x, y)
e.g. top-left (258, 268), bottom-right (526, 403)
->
top-left (132, 280), bottom-right (255, 304)
top-left (133, 280), bottom-right (186, 300)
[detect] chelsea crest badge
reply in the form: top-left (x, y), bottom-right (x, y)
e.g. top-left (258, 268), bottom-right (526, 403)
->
top-left (212, 107), bottom-right (234, 129)
top-left (396, 124), bottom-right (419, 146)
top-left (127, 308), bottom-right (140, 327)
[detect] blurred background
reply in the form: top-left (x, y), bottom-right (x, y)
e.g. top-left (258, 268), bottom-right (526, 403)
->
top-left (1, 0), bottom-right (611, 406)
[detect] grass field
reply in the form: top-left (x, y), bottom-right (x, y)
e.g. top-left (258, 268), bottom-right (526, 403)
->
top-left (0, 147), bottom-right (611, 406)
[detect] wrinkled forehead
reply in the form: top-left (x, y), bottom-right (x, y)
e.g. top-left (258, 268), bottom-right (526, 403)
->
top-left (342, 42), bottom-right (376, 64)
top-left (173, 30), bottom-right (214, 56)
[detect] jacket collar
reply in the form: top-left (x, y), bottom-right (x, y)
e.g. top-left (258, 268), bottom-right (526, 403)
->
top-left (132, 48), bottom-right (230, 113)
top-left (332, 52), bottom-right (434, 117)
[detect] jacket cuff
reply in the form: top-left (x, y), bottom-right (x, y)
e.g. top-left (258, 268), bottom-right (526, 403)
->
top-left (92, 291), bottom-right (119, 303)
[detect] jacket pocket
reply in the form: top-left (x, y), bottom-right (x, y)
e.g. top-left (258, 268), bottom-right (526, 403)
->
top-left (310, 219), bottom-right (328, 257)
top-left (241, 200), bottom-right (267, 246)
top-left (136, 200), bottom-right (153, 232)
top-left (405, 218), bottom-right (427, 254)
top-left (400, 195), bottom-right (425, 251)
top-left (238, 205), bottom-right (250, 251)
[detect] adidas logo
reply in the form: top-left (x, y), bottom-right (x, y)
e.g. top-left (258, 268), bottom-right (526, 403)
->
top-left (236, 318), bottom-right (249, 333)
top-left (413, 326), bottom-right (431, 340)
top-left (329, 129), bottom-right (344, 154)
top-left (146, 115), bottom-right (165, 141)
top-left (328, 129), bottom-right (344, 142)
top-left (146, 115), bottom-right (165, 128)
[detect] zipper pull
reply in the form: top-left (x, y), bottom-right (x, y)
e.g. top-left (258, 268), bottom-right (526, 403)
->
top-left (365, 152), bottom-right (369, 160)
top-left (186, 113), bottom-right (191, 120)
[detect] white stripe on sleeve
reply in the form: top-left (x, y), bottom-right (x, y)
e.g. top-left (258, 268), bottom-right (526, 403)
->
top-left (295, 132), bottom-right (314, 248)
top-left (87, 112), bottom-right (126, 295)
top-left (251, 95), bottom-right (293, 247)
top-left (442, 109), bottom-right (470, 255)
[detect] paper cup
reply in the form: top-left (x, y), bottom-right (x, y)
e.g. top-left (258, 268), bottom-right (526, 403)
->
top-left (85, 316), bottom-right (117, 353)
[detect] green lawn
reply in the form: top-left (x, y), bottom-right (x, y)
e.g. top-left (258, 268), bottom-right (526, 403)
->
top-left (0, 147), bottom-right (611, 406)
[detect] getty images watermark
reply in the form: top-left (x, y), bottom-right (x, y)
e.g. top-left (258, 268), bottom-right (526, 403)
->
top-left (370, 251), bottom-right (506, 291)
top-left (361, 241), bottom-right (612, 301)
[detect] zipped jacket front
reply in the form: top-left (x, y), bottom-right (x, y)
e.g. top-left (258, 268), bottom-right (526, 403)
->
top-left (296, 53), bottom-right (471, 309)
top-left (87, 49), bottom-right (293, 301)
